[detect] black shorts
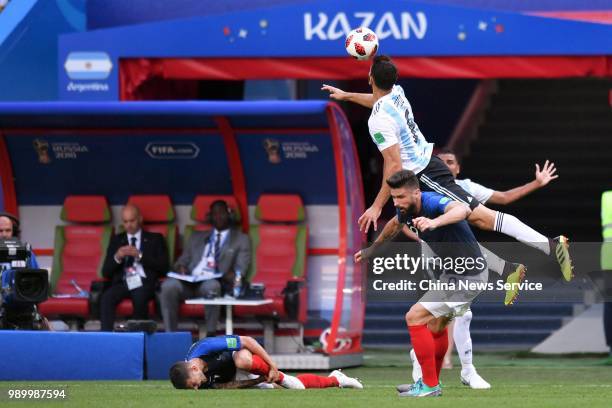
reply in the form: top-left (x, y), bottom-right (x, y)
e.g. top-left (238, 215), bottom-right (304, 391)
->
top-left (417, 156), bottom-right (480, 210)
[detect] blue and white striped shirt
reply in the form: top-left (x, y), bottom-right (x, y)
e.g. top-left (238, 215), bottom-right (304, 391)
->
top-left (368, 85), bottom-right (433, 174)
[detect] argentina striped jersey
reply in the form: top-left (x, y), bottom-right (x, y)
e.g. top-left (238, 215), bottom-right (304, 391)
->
top-left (368, 85), bottom-right (433, 174)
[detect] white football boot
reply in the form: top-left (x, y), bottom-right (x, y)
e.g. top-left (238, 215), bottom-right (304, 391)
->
top-left (460, 369), bottom-right (491, 389)
top-left (279, 373), bottom-right (305, 389)
top-left (329, 370), bottom-right (363, 389)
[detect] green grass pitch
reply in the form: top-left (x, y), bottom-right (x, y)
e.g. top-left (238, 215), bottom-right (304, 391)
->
top-left (2, 350), bottom-right (612, 408)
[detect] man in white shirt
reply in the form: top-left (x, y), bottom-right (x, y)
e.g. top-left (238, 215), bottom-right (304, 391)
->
top-left (437, 149), bottom-right (558, 206)
top-left (160, 200), bottom-right (250, 335)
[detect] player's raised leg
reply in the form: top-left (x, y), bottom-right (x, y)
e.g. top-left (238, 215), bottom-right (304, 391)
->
top-left (419, 166), bottom-right (573, 282)
top-left (477, 207), bottom-right (572, 282)
top-left (479, 244), bottom-right (527, 305)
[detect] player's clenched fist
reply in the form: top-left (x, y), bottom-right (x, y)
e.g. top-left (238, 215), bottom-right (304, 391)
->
top-left (266, 365), bottom-right (280, 383)
top-left (354, 247), bottom-right (373, 264)
top-left (354, 250), bottom-right (364, 264)
top-left (412, 217), bottom-right (439, 232)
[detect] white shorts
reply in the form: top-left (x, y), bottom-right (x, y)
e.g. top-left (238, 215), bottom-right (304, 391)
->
top-left (417, 269), bottom-right (485, 319)
top-left (419, 301), bottom-right (471, 319)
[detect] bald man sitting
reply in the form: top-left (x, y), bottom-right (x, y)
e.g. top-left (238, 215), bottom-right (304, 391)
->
top-left (100, 205), bottom-right (169, 331)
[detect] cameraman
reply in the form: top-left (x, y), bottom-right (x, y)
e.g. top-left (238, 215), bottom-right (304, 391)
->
top-left (0, 212), bottom-right (39, 268)
top-left (0, 211), bottom-right (49, 330)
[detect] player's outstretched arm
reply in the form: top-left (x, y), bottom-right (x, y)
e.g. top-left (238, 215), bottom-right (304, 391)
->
top-left (358, 145), bottom-right (402, 232)
top-left (213, 376), bottom-right (266, 389)
top-left (239, 336), bottom-right (280, 382)
top-left (412, 202), bottom-right (471, 231)
top-left (321, 84), bottom-right (374, 108)
top-left (487, 160), bottom-right (558, 205)
top-left (355, 216), bottom-right (403, 263)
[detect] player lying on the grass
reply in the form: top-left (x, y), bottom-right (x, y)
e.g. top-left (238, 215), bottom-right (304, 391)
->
top-left (169, 335), bottom-right (363, 390)
top-left (322, 55), bottom-right (573, 282)
top-left (355, 169), bottom-right (491, 397)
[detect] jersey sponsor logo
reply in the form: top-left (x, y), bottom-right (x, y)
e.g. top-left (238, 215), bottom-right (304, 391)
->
top-left (226, 337), bottom-right (238, 349)
top-left (373, 132), bottom-right (385, 144)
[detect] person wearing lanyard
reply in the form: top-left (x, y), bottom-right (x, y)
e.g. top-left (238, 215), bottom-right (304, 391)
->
top-left (100, 204), bottom-right (169, 331)
top-left (160, 200), bottom-right (251, 336)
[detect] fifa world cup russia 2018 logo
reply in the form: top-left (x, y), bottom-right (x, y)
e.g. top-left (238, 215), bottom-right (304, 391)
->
top-left (263, 138), bottom-right (281, 164)
top-left (33, 139), bottom-right (51, 164)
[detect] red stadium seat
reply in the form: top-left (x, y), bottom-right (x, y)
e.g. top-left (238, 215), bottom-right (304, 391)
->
top-left (178, 303), bottom-right (208, 318)
top-left (39, 196), bottom-right (112, 319)
top-left (234, 194), bottom-right (308, 323)
top-left (116, 300), bottom-right (156, 317)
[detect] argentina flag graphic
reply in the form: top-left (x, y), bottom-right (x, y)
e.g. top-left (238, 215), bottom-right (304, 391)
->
top-left (63, 52), bottom-right (113, 80)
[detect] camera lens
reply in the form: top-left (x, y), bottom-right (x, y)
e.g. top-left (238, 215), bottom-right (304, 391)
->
top-left (15, 271), bottom-right (48, 302)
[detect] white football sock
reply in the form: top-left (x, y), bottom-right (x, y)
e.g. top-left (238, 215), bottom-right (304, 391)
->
top-left (453, 310), bottom-right (474, 373)
top-left (478, 244), bottom-right (505, 276)
top-left (494, 212), bottom-right (550, 255)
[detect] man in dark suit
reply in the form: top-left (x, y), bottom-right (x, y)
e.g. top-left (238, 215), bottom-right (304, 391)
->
top-left (160, 200), bottom-right (250, 335)
top-left (100, 204), bottom-right (169, 331)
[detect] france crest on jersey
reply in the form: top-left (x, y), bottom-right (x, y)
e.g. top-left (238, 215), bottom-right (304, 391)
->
top-left (368, 85), bottom-right (433, 174)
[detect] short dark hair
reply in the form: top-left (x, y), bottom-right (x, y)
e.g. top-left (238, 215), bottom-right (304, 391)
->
top-left (210, 200), bottom-right (229, 212)
top-left (169, 361), bottom-right (190, 389)
top-left (370, 55), bottom-right (398, 90)
top-left (436, 148), bottom-right (460, 163)
top-left (0, 212), bottom-right (20, 237)
top-left (437, 148), bottom-right (456, 156)
top-left (386, 170), bottom-right (420, 190)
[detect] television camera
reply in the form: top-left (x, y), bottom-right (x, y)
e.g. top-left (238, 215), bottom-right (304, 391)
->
top-left (0, 238), bottom-right (49, 329)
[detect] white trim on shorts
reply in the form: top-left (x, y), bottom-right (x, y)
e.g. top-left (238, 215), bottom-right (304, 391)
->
top-left (419, 173), bottom-right (471, 206)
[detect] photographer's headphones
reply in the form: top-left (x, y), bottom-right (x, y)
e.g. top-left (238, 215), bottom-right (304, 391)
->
top-left (0, 211), bottom-right (20, 237)
top-left (206, 200), bottom-right (236, 225)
